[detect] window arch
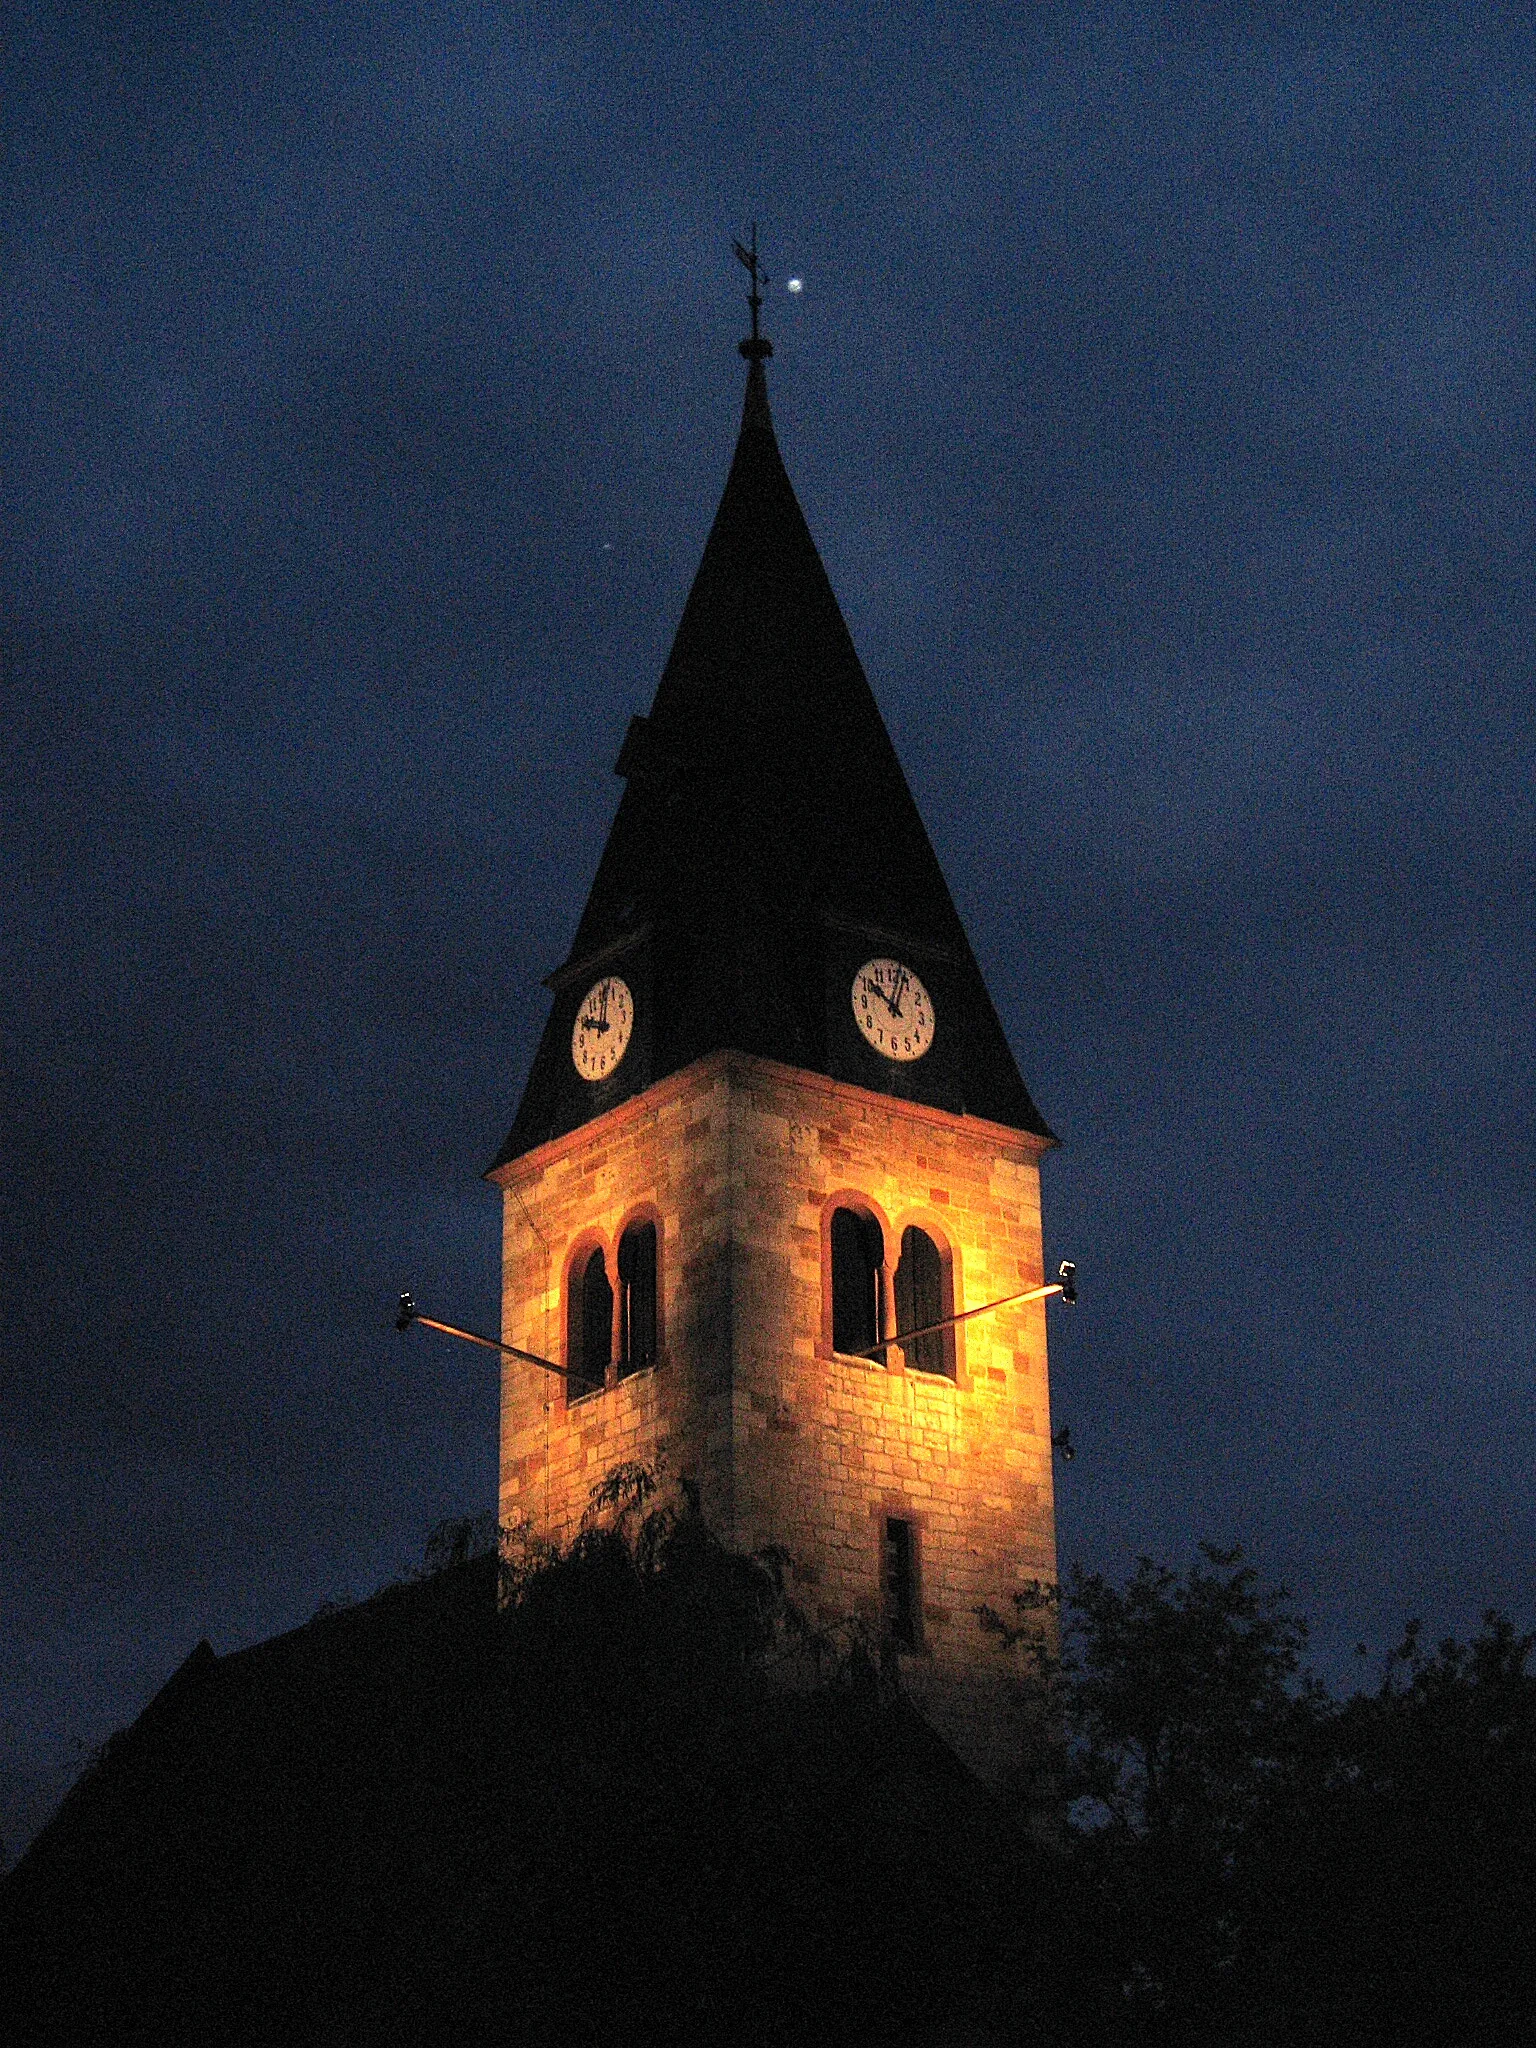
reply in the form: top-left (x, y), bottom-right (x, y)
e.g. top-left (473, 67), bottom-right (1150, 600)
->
top-left (617, 1218), bottom-right (658, 1378)
top-left (895, 1224), bottom-right (953, 1377)
top-left (567, 1245), bottom-right (612, 1398)
top-left (830, 1206), bottom-right (885, 1357)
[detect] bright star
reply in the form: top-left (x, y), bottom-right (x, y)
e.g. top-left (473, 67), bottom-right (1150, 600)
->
top-left (786, 277), bottom-right (803, 293)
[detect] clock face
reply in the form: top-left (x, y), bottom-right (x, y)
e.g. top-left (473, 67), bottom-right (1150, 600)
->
top-left (571, 976), bottom-right (634, 1081)
top-left (851, 958), bottom-right (935, 1062)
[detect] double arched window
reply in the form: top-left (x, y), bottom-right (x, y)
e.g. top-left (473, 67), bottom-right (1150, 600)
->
top-left (566, 1219), bottom-right (661, 1399)
top-left (827, 1204), bottom-right (955, 1378)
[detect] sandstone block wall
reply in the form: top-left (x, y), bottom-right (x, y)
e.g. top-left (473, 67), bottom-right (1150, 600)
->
top-left (494, 1059), bottom-right (736, 1546)
top-left (722, 1057), bottom-right (1058, 1779)
top-left (492, 1050), bottom-right (1059, 1782)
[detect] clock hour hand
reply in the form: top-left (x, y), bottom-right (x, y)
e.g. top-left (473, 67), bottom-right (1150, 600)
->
top-left (863, 973), bottom-right (900, 1019)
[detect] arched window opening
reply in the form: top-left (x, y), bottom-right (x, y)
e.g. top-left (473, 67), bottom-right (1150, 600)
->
top-left (617, 1220), bottom-right (658, 1378)
top-left (567, 1246), bottom-right (612, 1397)
top-left (895, 1225), bottom-right (951, 1377)
top-left (831, 1207), bottom-right (883, 1357)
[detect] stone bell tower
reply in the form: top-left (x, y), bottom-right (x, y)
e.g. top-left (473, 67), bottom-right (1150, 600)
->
top-left (487, 292), bottom-right (1062, 1779)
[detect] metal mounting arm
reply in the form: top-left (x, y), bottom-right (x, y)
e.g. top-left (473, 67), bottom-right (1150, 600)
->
top-left (394, 1293), bottom-right (574, 1380)
top-left (853, 1260), bottom-right (1078, 1361)
top-left (394, 1257), bottom-right (1077, 1388)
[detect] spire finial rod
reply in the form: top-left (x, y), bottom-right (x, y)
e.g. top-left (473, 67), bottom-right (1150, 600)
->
top-left (731, 223), bottom-right (774, 362)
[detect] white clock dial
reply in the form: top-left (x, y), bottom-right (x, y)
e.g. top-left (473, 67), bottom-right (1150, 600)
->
top-left (851, 958), bottom-right (935, 1062)
top-left (571, 976), bottom-right (634, 1081)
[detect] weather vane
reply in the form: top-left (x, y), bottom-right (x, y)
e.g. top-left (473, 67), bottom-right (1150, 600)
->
top-left (732, 223), bottom-right (773, 361)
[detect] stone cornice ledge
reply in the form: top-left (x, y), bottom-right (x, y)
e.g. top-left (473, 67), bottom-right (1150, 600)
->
top-left (486, 1050), bottom-right (1056, 1190)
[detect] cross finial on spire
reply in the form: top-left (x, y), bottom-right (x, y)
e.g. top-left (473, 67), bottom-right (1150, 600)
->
top-left (732, 223), bottom-right (774, 362)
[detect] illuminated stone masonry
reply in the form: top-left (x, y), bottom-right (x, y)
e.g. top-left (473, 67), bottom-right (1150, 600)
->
top-left (491, 1048), bottom-right (1058, 1778)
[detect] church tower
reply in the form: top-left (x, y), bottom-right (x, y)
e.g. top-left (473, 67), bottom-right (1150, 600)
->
top-left (488, 292), bottom-right (1062, 1777)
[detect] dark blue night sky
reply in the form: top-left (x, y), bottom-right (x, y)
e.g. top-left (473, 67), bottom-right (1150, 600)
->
top-left (4, 4), bottom-right (1533, 1857)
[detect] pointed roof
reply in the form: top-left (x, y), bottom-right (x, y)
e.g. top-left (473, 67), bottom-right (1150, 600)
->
top-left (492, 356), bottom-right (1052, 1167)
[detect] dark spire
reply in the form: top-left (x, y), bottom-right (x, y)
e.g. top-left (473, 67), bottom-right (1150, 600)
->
top-left (492, 300), bottom-right (1052, 1168)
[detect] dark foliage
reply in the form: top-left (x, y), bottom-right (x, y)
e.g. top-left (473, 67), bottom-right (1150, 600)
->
top-left (985, 1550), bottom-right (1536, 2047)
top-left (1223, 1611), bottom-right (1536, 2048)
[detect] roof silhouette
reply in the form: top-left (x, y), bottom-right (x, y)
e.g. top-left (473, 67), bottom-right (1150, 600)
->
top-left (1, 1536), bottom-right (1003, 2044)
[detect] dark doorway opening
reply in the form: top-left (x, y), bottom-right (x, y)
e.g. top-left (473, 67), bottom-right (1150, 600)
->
top-left (884, 1515), bottom-right (920, 1651)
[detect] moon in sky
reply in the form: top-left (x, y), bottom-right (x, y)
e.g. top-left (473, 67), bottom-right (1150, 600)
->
top-left (786, 277), bottom-right (803, 293)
